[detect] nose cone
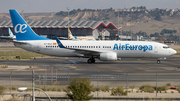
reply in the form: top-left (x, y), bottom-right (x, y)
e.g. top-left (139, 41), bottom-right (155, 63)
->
top-left (171, 49), bottom-right (177, 55)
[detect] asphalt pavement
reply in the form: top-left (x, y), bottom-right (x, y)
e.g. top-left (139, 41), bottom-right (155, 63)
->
top-left (0, 56), bottom-right (180, 86)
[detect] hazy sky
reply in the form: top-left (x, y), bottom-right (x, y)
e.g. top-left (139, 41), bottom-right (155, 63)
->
top-left (1, 0), bottom-right (180, 13)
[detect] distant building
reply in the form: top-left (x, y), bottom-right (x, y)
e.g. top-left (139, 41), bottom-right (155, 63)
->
top-left (0, 20), bottom-right (122, 40)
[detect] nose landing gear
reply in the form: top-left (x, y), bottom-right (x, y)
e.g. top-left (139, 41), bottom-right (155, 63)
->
top-left (157, 60), bottom-right (160, 64)
top-left (157, 57), bottom-right (166, 64)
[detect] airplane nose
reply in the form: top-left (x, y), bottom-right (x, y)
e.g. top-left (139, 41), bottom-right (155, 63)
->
top-left (171, 49), bottom-right (177, 55)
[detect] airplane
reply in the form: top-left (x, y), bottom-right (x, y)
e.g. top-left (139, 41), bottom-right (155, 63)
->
top-left (55, 28), bottom-right (96, 41)
top-left (68, 28), bottom-right (96, 41)
top-left (9, 9), bottom-right (177, 64)
top-left (0, 28), bottom-right (16, 40)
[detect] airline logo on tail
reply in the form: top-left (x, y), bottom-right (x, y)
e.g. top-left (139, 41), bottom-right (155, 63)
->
top-left (14, 24), bottom-right (27, 33)
top-left (68, 28), bottom-right (75, 40)
top-left (9, 9), bottom-right (50, 41)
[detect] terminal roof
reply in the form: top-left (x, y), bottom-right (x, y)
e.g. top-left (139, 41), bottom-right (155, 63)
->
top-left (0, 20), bottom-right (122, 30)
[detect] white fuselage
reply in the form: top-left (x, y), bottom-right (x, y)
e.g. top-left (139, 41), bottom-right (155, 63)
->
top-left (14, 40), bottom-right (177, 59)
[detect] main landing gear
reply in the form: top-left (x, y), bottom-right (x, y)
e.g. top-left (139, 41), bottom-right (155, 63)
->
top-left (87, 57), bottom-right (95, 64)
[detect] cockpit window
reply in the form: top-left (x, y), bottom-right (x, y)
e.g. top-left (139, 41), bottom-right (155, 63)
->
top-left (163, 46), bottom-right (169, 49)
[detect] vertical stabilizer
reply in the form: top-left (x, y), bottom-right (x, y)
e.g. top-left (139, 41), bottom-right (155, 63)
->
top-left (9, 9), bottom-right (50, 41)
top-left (68, 28), bottom-right (76, 40)
top-left (8, 28), bottom-right (15, 39)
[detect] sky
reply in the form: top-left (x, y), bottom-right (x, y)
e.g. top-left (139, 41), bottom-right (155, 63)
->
top-left (0, 0), bottom-right (180, 13)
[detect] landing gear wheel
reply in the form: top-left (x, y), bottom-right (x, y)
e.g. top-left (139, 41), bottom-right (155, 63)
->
top-left (87, 59), bottom-right (92, 64)
top-left (92, 58), bottom-right (95, 63)
top-left (157, 60), bottom-right (160, 64)
top-left (87, 58), bottom-right (95, 64)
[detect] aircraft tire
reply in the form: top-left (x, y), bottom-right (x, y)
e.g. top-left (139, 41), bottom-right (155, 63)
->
top-left (157, 60), bottom-right (160, 64)
top-left (87, 59), bottom-right (92, 64)
top-left (92, 58), bottom-right (95, 63)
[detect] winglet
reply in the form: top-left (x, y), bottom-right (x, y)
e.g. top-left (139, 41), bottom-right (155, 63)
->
top-left (54, 36), bottom-right (65, 48)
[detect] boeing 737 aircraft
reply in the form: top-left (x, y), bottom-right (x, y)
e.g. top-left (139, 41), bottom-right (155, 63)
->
top-left (0, 28), bottom-right (16, 40)
top-left (9, 9), bottom-right (177, 64)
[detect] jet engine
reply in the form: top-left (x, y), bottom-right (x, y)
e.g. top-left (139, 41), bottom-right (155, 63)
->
top-left (99, 52), bottom-right (117, 61)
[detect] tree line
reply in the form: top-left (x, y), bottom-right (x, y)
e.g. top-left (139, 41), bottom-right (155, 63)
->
top-left (55, 8), bottom-right (114, 16)
top-left (55, 6), bottom-right (179, 21)
top-left (121, 29), bottom-right (179, 41)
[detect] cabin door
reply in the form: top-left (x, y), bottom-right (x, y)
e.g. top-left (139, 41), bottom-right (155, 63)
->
top-left (154, 44), bottom-right (158, 53)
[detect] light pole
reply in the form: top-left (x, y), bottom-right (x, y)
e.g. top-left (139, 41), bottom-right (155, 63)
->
top-left (67, 7), bottom-right (69, 29)
top-left (126, 71), bottom-right (128, 94)
top-left (32, 70), bottom-right (35, 101)
top-left (156, 72), bottom-right (157, 97)
top-left (10, 71), bottom-right (12, 94)
top-left (118, 9), bottom-right (119, 40)
top-left (179, 28), bottom-right (180, 43)
top-left (130, 9), bottom-right (133, 41)
top-left (97, 71), bottom-right (99, 97)
top-left (18, 87), bottom-right (52, 101)
top-left (121, 9), bottom-right (123, 41)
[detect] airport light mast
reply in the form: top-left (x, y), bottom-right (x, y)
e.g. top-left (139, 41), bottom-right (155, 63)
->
top-left (130, 9), bottom-right (132, 41)
top-left (67, 7), bottom-right (69, 29)
top-left (118, 9), bottom-right (119, 40)
top-left (121, 9), bottom-right (123, 41)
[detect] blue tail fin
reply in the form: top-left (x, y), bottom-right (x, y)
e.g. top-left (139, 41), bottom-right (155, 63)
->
top-left (9, 9), bottom-right (50, 41)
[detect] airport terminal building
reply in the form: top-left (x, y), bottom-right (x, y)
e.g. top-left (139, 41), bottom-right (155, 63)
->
top-left (0, 20), bottom-right (122, 40)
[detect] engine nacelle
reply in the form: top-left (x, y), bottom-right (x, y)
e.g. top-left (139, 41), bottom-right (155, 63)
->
top-left (100, 52), bottom-right (117, 61)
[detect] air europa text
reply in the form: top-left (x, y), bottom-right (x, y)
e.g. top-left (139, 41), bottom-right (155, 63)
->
top-left (113, 43), bottom-right (153, 52)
